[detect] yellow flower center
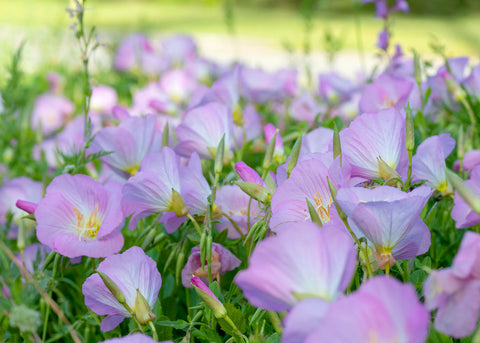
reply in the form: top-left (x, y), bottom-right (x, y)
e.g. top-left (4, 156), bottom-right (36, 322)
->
top-left (313, 190), bottom-right (332, 224)
top-left (383, 95), bottom-right (396, 108)
top-left (124, 164), bottom-right (140, 175)
top-left (73, 204), bottom-right (102, 240)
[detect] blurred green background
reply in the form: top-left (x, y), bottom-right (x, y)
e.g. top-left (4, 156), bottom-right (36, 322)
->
top-left (0, 0), bottom-right (479, 73)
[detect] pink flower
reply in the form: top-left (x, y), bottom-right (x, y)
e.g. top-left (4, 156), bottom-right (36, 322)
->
top-left (340, 108), bottom-right (408, 180)
top-left (215, 185), bottom-right (262, 239)
top-left (181, 243), bottom-right (241, 288)
top-left (87, 115), bottom-right (161, 177)
top-left (235, 221), bottom-right (356, 312)
top-left (175, 102), bottom-right (234, 160)
top-left (35, 174), bottom-right (124, 258)
top-left (336, 185), bottom-right (432, 268)
top-left (31, 94), bottom-right (74, 136)
top-left (306, 276), bottom-right (429, 343)
top-left (83, 246), bottom-right (161, 332)
top-left (424, 232), bottom-right (480, 338)
top-left (451, 166), bottom-right (480, 228)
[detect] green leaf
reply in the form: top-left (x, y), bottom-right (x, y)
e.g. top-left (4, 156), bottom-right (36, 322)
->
top-left (409, 270), bottom-right (427, 288)
top-left (160, 294), bottom-right (178, 320)
top-left (225, 303), bottom-right (246, 334)
top-left (215, 229), bottom-right (229, 245)
top-left (154, 315), bottom-right (173, 340)
top-left (155, 319), bottom-right (190, 330)
top-left (265, 333), bottom-right (281, 343)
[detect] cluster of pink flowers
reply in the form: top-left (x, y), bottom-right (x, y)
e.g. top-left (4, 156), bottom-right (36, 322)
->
top-left (3, 10), bottom-right (480, 340)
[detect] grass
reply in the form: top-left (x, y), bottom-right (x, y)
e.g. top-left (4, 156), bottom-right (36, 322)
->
top-left (0, 0), bottom-right (479, 64)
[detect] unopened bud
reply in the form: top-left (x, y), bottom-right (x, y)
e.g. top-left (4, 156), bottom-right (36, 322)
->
top-left (170, 189), bottom-right (188, 217)
top-left (286, 135), bottom-right (303, 178)
top-left (446, 168), bottom-right (480, 214)
top-left (235, 181), bottom-right (272, 204)
top-left (97, 271), bottom-right (130, 312)
top-left (200, 230), bottom-right (207, 270)
top-left (413, 50), bottom-right (422, 85)
top-left (175, 250), bottom-right (185, 286)
top-left (235, 161), bottom-right (263, 185)
top-left (141, 228), bottom-right (158, 251)
top-left (17, 220), bottom-right (26, 251)
top-left (133, 289), bottom-right (156, 324)
top-left (263, 130), bottom-right (277, 170)
top-left (16, 200), bottom-right (37, 216)
top-left (206, 233), bottom-right (213, 267)
top-left (215, 135), bottom-right (225, 175)
top-left (191, 275), bottom-right (227, 319)
top-left (405, 106), bottom-right (415, 152)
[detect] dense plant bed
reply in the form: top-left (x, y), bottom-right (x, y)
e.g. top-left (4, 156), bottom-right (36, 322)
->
top-left (1, 0), bottom-right (480, 342)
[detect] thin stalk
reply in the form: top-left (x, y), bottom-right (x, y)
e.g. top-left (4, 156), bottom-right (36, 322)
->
top-left (222, 212), bottom-right (245, 239)
top-left (187, 213), bottom-right (203, 236)
top-left (149, 321), bottom-right (158, 341)
top-left (0, 241), bottom-right (81, 343)
top-left (42, 253), bottom-right (60, 342)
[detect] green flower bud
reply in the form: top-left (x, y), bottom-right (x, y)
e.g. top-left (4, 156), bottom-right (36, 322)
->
top-left (235, 181), bottom-right (272, 204)
top-left (170, 188), bottom-right (188, 217)
top-left (133, 289), bottom-right (156, 325)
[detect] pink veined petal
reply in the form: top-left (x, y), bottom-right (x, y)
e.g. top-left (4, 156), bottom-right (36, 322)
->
top-left (282, 298), bottom-right (330, 343)
top-left (100, 315), bottom-right (125, 332)
top-left (53, 230), bottom-right (124, 258)
top-left (235, 222), bottom-right (356, 312)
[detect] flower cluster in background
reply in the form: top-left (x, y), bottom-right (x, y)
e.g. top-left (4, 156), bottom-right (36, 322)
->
top-left (2, 0), bottom-right (480, 342)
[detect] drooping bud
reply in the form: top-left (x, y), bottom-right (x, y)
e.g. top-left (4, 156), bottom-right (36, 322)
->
top-left (235, 161), bottom-right (263, 185)
top-left (405, 106), bottom-right (415, 152)
top-left (191, 275), bottom-right (227, 319)
top-left (133, 289), bottom-right (156, 324)
top-left (16, 200), bottom-right (38, 216)
top-left (286, 135), bottom-right (303, 178)
top-left (446, 168), bottom-right (480, 214)
top-left (170, 188), bottom-right (188, 217)
top-left (97, 271), bottom-right (130, 312)
top-left (235, 181), bottom-right (272, 204)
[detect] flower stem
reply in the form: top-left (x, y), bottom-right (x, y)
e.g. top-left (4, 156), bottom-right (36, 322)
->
top-left (149, 321), bottom-right (158, 341)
